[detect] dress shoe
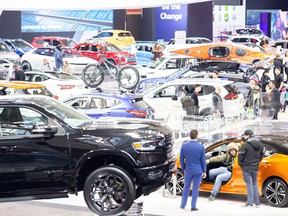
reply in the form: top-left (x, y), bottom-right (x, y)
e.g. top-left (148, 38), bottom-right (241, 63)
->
top-left (191, 208), bottom-right (199, 211)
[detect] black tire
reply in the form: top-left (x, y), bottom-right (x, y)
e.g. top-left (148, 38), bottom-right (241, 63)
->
top-left (83, 165), bottom-right (136, 216)
top-left (22, 61), bottom-right (32, 71)
top-left (117, 66), bottom-right (140, 90)
top-left (82, 64), bottom-right (105, 87)
top-left (165, 169), bottom-right (184, 196)
top-left (264, 178), bottom-right (288, 207)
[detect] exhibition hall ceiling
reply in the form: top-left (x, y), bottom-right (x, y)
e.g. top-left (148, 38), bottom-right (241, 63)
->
top-left (2, 0), bottom-right (212, 10)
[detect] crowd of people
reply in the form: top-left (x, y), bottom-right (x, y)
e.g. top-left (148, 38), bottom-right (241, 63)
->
top-left (0, 44), bottom-right (74, 81)
top-left (179, 128), bottom-right (264, 211)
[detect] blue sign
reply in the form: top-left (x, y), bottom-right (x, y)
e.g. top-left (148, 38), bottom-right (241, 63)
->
top-left (155, 5), bottom-right (188, 41)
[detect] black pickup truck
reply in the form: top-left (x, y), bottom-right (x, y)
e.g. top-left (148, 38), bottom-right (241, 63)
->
top-left (0, 95), bottom-right (175, 216)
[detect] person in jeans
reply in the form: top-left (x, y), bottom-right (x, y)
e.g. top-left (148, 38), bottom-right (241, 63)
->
top-left (238, 129), bottom-right (264, 208)
top-left (207, 142), bottom-right (238, 201)
top-left (180, 129), bottom-right (206, 211)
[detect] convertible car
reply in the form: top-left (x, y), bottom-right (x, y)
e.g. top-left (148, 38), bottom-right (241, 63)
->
top-left (166, 136), bottom-right (288, 207)
top-left (169, 42), bottom-right (274, 66)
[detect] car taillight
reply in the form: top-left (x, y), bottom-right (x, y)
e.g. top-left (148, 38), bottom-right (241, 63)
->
top-left (126, 109), bottom-right (147, 118)
top-left (53, 95), bottom-right (59, 100)
top-left (224, 93), bottom-right (238, 100)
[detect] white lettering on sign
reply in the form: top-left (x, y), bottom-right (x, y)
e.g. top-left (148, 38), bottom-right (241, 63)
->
top-left (162, 5), bottom-right (181, 10)
top-left (160, 13), bottom-right (182, 21)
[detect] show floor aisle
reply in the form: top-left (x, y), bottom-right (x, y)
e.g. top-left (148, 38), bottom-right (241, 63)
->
top-left (0, 189), bottom-right (287, 216)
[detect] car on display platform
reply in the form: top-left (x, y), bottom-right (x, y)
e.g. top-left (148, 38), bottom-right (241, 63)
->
top-left (0, 95), bottom-right (175, 216)
top-left (73, 42), bottom-right (136, 65)
top-left (166, 136), bottom-right (288, 208)
top-left (142, 78), bottom-right (244, 120)
top-left (30, 36), bottom-right (77, 48)
top-left (24, 71), bottom-right (88, 100)
top-left (264, 40), bottom-right (288, 55)
top-left (170, 42), bottom-right (275, 66)
top-left (136, 60), bottom-right (246, 93)
top-left (92, 30), bottom-right (136, 49)
top-left (137, 54), bottom-right (195, 79)
top-left (62, 90), bottom-right (154, 119)
top-left (0, 39), bottom-right (34, 56)
top-left (0, 81), bottom-right (54, 98)
top-left (167, 37), bottom-right (212, 45)
top-left (125, 43), bottom-right (156, 66)
top-left (21, 47), bottom-right (97, 75)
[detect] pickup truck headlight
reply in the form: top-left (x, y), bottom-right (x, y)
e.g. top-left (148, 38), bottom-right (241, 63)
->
top-left (133, 139), bottom-right (165, 151)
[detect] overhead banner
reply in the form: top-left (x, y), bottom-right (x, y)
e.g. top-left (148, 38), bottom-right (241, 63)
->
top-left (2, 0), bottom-right (212, 10)
top-left (21, 10), bottom-right (113, 32)
top-left (155, 4), bottom-right (188, 41)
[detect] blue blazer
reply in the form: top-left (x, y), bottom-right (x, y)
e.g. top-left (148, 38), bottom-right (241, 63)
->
top-left (180, 140), bottom-right (206, 175)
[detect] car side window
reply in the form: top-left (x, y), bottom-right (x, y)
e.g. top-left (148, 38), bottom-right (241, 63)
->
top-left (79, 45), bottom-right (89, 51)
top-left (34, 39), bottom-right (44, 45)
top-left (90, 98), bottom-right (106, 109)
top-left (155, 86), bottom-right (178, 98)
top-left (145, 46), bottom-right (152, 52)
top-left (91, 45), bottom-right (98, 52)
top-left (0, 107), bottom-right (48, 137)
top-left (65, 97), bottom-right (88, 109)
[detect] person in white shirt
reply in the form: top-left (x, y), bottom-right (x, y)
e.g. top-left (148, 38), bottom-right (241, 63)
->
top-left (40, 58), bottom-right (53, 72)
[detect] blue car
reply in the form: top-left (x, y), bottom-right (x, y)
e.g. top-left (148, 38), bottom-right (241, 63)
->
top-left (136, 66), bottom-right (192, 93)
top-left (1, 39), bottom-right (34, 56)
top-left (63, 91), bottom-right (154, 119)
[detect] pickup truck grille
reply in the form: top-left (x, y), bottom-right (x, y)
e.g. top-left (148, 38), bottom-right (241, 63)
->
top-left (164, 133), bottom-right (174, 161)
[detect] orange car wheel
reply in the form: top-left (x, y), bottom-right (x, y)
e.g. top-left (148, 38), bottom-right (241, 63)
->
top-left (264, 178), bottom-right (288, 207)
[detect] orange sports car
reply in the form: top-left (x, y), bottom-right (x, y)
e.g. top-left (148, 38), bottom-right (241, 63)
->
top-left (166, 136), bottom-right (288, 207)
top-left (169, 42), bottom-right (274, 65)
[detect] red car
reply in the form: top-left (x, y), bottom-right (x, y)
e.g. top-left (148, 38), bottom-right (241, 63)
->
top-left (31, 36), bottom-right (77, 48)
top-left (73, 42), bottom-right (137, 66)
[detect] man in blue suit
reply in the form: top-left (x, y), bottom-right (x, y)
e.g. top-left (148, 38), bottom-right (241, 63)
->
top-left (180, 129), bottom-right (206, 211)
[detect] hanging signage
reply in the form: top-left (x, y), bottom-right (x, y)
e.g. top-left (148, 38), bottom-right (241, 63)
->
top-left (155, 5), bottom-right (188, 41)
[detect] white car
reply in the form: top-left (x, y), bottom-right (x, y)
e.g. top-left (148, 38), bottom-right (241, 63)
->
top-left (142, 78), bottom-right (244, 120)
top-left (24, 71), bottom-right (90, 100)
top-left (137, 54), bottom-right (195, 79)
top-left (21, 47), bottom-right (97, 75)
top-left (229, 35), bottom-right (273, 46)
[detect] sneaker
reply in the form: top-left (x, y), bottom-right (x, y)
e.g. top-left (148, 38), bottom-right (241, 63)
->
top-left (191, 208), bottom-right (199, 211)
top-left (255, 204), bottom-right (261, 208)
top-left (208, 194), bottom-right (216, 201)
top-left (241, 203), bottom-right (253, 208)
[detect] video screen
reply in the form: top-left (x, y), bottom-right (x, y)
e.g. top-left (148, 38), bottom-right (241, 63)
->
top-left (21, 10), bottom-right (113, 32)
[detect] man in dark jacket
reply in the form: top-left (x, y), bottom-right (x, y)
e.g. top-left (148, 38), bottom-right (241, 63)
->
top-left (180, 90), bottom-right (195, 115)
top-left (238, 129), bottom-right (264, 208)
top-left (268, 80), bottom-right (281, 120)
top-left (190, 84), bottom-right (201, 115)
top-left (180, 129), bottom-right (206, 211)
top-left (13, 62), bottom-right (25, 81)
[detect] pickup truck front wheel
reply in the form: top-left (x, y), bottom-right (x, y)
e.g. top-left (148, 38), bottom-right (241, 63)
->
top-left (84, 165), bottom-right (136, 216)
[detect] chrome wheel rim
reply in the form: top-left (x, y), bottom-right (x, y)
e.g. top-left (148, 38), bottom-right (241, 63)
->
top-left (265, 180), bottom-right (286, 206)
top-left (89, 173), bottom-right (128, 213)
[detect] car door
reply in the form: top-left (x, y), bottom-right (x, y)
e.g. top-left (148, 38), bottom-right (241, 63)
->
top-left (144, 84), bottom-right (181, 119)
top-left (0, 105), bottom-right (70, 192)
top-left (202, 139), bottom-right (246, 193)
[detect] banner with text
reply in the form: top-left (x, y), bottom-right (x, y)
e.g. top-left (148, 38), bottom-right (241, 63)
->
top-left (155, 5), bottom-right (188, 42)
